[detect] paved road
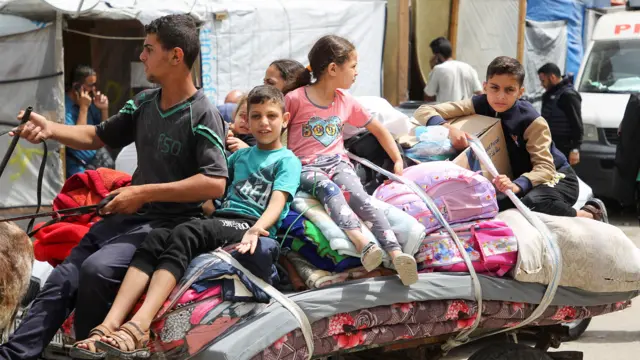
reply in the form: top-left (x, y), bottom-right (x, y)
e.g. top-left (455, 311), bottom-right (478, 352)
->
top-left (445, 212), bottom-right (640, 360)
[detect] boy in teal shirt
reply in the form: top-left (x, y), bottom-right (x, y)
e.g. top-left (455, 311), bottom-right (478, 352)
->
top-left (71, 85), bottom-right (301, 358)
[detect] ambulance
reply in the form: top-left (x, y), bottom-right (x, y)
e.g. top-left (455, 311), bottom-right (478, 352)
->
top-left (574, 8), bottom-right (640, 199)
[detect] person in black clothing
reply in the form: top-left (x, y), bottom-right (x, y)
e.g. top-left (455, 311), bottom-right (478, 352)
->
top-left (538, 63), bottom-right (583, 166)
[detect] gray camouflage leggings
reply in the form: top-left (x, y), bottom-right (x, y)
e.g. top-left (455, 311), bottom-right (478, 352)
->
top-left (299, 161), bottom-right (401, 252)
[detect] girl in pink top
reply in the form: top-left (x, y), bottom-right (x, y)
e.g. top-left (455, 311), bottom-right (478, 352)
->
top-left (285, 35), bottom-right (418, 286)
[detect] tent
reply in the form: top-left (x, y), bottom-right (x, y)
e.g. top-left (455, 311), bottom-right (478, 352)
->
top-left (523, 0), bottom-right (586, 110)
top-left (0, 0), bottom-right (387, 211)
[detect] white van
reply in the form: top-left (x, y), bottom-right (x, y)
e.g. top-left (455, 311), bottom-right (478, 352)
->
top-left (574, 10), bottom-right (640, 199)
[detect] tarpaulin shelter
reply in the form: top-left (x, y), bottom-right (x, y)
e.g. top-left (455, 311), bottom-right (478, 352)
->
top-left (0, 0), bottom-right (387, 211)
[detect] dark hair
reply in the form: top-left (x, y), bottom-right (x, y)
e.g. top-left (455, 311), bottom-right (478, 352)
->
top-left (67, 65), bottom-right (96, 91)
top-left (247, 85), bottom-right (285, 114)
top-left (537, 62), bottom-right (562, 78)
top-left (307, 35), bottom-right (355, 81)
top-left (270, 59), bottom-right (310, 95)
top-left (486, 56), bottom-right (526, 86)
top-left (71, 65), bottom-right (96, 84)
top-left (429, 36), bottom-right (452, 59)
top-left (144, 14), bottom-right (200, 69)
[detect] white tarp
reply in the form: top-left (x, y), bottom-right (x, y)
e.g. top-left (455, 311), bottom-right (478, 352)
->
top-left (199, 0), bottom-right (386, 104)
top-left (523, 19), bottom-right (568, 112)
top-left (0, 21), bottom-right (64, 209)
top-left (455, 0), bottom-right (519, 80)
top-left (0, 14), bottom-right (49, 37)
top-left (0, 0), bottom-right (218, 23)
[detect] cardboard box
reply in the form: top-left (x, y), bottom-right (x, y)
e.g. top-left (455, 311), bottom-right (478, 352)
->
top-left (449, 115), bottom-right (512, 181)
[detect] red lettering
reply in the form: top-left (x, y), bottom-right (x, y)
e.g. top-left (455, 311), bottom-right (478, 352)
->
top-left (615, 24), bottom-right (631, 34)
top-left (635, 23), bottom-right (640, 34)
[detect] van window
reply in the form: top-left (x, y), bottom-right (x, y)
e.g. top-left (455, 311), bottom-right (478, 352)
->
top-left (579, 39), bottom-right (640, 93)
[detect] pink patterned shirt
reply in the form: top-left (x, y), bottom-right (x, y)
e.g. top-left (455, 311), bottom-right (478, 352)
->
top-left (286, 87), bottom-right (371, 165)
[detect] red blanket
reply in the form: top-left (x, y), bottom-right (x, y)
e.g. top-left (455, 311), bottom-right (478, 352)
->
top-left (33, 168), bottom-right (131, 266)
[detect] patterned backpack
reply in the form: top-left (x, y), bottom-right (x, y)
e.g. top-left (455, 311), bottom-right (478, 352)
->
top-left (373, 161), bottom-right (499, 233)
top-left (415, 219), bottom-right (518, 276)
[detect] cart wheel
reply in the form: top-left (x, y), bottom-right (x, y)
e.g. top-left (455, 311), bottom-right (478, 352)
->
top-left (561, 318), bottom-right (592, 341)
top-left (468, 343), bottom-right (553, 360)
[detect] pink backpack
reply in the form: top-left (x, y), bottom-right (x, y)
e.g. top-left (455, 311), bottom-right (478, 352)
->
top-left (415, 219), bottom-right (518, 276)
top-left (373, 161), bottom-right (499, 233)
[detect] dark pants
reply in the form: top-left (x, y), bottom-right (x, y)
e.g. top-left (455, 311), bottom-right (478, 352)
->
top-left (130, 214), bottom-right (256, 281)
top-left (498, 166), bottom-right (579, 217)
top-left (0, 214), bottom-right (192, 360)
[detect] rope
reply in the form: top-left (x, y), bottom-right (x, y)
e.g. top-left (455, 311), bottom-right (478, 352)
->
top-left (279, 201), bottom-right (321, 247)
top-left (346, 151), bottom-right (484, 347)
top-left (64, 23), bottom-right (205, 41)
top-left (0, 72), bottom-right (63, 86)
top-left (63, 28), bottom-right (146, 40)
top-left (347, 134), bottom-right (563, 354)
top-left (447, 137), bottom-right (562, 346)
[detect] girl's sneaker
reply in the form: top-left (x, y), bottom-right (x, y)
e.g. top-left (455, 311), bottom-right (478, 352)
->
top-left (360, 242), bottom-right (383, 271)
top-left (393, 253), bottom-right (418, 286)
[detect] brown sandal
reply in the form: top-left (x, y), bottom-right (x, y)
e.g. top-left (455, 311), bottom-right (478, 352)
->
top-left (69, 324), bottom-right (111, 359)
top-left (94, 321), bottom-right (150, 359)
top-left (581, 199), bottom-right (607, 222)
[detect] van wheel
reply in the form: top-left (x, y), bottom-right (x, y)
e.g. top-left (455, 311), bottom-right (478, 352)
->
top-left (468, 343), bottom-right (553, 360)
top-left (561, 318), bottom-right (592, 341)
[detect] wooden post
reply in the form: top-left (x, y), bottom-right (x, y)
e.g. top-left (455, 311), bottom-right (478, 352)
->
top-left (517, 0), bottom-right (527, 63)
top-left (382, 0), bottom-right (410, 106)
top-left (397, 0), bottom-right (409, 104)
top-left (449, 0), bottom-right (460, 59)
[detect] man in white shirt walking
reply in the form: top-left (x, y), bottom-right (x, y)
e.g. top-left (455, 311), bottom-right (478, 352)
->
top-left (424, 37), bottom-right (483, 103)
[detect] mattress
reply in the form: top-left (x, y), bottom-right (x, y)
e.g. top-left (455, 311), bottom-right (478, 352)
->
top-left (150, 272), bottom-right (638, 360)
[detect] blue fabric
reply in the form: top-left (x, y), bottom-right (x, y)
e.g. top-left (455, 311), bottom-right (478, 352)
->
top-left (279, 211), bottom-right (361, 273)
top-left (526, 0), bottom-right (585, 78)
top-left (64, 94), bottom-right (102, 177)
top-left (219, 147), bottom-right (302, 236)
top-left (426, 115), bottom-right (446, 126)
top-left (217, 103), bottom-right (237, 123)
top-left (184, 237), bottom-right (280, 304)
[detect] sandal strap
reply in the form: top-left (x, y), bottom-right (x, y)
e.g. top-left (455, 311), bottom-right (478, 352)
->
top-left (118, 321), bottom-right (149, 349)
top-left (89, 324), bottom-right (111, 338)
top-left (108, 331), bottom-right (137, 352)
top-left (582, 204), bottom-right (602, 220)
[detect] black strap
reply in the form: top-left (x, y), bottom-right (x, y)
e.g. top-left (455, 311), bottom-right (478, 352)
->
top-left (0, 109), bottom-right (48, 234)
top-left (0, 71), bottom-right (63, 86)
top-left (26, 140), bottom-right (47, 234)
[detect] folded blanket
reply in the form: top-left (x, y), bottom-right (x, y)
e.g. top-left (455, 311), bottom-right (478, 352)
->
top-left (285, 251), bottom-right (396, 289)
top-left (497, 209), bottom-right (640, 293)
top-left (280, 211), bottom-right (361, 272)
top-left (292, 192), bottom-right (426, 267)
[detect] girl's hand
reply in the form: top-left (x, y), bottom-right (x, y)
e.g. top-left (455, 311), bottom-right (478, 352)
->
top-left (492, 175), bottom-right (520, 194)
top-left (393, 160), bottom-right (404, 176)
